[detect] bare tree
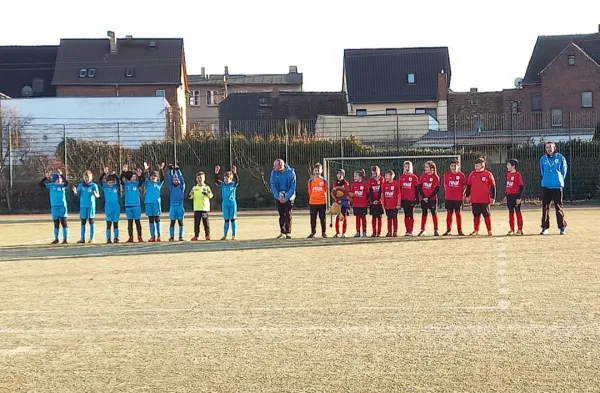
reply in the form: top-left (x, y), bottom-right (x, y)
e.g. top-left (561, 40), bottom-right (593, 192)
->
top-left (231, 142), bottom-right (271, 195)
top-left (0, 107), bottom-right (36, 211)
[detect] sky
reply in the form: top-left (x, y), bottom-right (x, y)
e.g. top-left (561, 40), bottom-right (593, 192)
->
top-left (2, 0), bottom-right (599, 93)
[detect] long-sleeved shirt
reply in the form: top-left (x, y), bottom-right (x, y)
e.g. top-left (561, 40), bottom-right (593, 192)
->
top-left (168, 168), bottom-right (186, 205)
top-left (270, 165), bottom-right (297, 202)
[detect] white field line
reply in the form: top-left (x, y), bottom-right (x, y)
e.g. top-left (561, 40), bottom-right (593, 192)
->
top-left (0, 324), bottom-right (595, 336)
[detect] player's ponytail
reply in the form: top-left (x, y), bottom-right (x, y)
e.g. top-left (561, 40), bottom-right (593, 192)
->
top-left (403, 161), bottom-right (414, 174)
top-left (425, 160), bottom-right (437, 175)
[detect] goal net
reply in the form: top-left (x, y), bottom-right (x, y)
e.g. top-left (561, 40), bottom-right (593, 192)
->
top-left (323, 155), bottom-right (462, 207)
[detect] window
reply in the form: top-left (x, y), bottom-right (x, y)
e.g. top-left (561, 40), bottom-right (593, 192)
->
top-left (259, 97), bottom-right (270, 107)
top-left (582, 92), bottom-right (593, 108)
top-left (88, 68), bottom-right (96, 78)
top-left (79, 68), bottom-right (87, 78)
top-left (206, 90), bottom-right (218, 106)
top-left (568, 55), bottom-right (575, 66)
top-left (531, 95), bottom-right (542, 112)
top-left (356, 109), bottom-right (367, 116)
top-left (235, 89), bottom-right (247, 93)
top-left (468, 99), bottom-right (478, 106)
top-left (415, 108), bottom-right (437, 119)
top-left (511, 101), bottom-right (520, 114)
top-left (386, 108), bottom-right (397, 115)
top-left (210, 124), bottom-right (218, 134)
top-left (188, 91), bottom-right (200, 106)
top-left (407, 73), bottom-right (415, 84)
top-left (125, 67), bottom-right (135, 77)
top-left (32, 78), bottom-right (44, 93)
top-left (155, 90), bottom-right (166, 97)
top-left (552, 109), bottom-right (563, 127)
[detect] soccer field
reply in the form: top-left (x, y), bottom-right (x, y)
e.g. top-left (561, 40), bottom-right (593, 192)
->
top-left (1, 208), bottom-right (599, 392)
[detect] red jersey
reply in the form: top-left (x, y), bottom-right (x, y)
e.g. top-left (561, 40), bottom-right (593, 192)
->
top-left (398, 173), bottom-right (419, 202)
top-left (506, 171), bottom-right (524, 196)
top-left (368, 176), bottom-right (384, 205)
top-left (332, 179), bottom-right (350, 204)
top-left (351, 181), bottom-right (370, 208)
top-left (443, 171), bottom-right (467, 201)
top-left (467, 170), bottom-right (496, 204)
top-left (419, 173), bottom-right (441, 200)
top-left (382, 181), bottom-right (401, 209)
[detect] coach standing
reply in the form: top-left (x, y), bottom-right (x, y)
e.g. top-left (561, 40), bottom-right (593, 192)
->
top-left (270, 159), bottom-right (297, 239)
top-left (540, 141), bottom-right (568, 235)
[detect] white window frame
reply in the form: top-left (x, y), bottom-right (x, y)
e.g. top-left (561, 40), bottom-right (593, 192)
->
top-left (407, 73), bottom-right (416, 84)
top-left (235, 89), bottom-right (248, 94)
top-left (206, 90), bottom-right (218, 106)
top-left (155, 89), bottom-right (166, 98)
top-left (568, 55), bottom-right (575, 66)
top-left (551, 109), bottom-right (563, 127)
top-left (386, 108), bottom-right (397, 115)
top-left (79, 68), bottom-right (87, 78)
top-left (356, 109), bottom-right (367, 116)
top-left (188, 90), bottom-right (200, 106)
top-left (87, 68), bottom-right (96, 78)
top-left (582, 92), bottom-right (593, 108)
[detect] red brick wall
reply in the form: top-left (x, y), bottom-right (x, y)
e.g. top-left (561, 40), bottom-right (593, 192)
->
top-left (447, 90), bottom-right (504, 131)
top-left (540, 44), bottom-right (600, 113)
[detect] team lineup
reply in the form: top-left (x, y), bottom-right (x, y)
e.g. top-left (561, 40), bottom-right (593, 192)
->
top-left (38, 142), bottom-right (568, 244)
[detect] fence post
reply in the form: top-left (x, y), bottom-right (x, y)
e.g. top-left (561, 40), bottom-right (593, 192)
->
top-left (229, 120), bottom-right (233, 169)
top-left (453, 115), bottom-right (457, 154)
top-left (63, 124), bottom-right (68, 178)
top-left (339, 118), bottom-right (344, 169)
top-left (395, 116), bottom-right (400, 153)
top-left (117, 122), bottom-right (122, 172)
top-left (8, 123), bottom-right (13, 192)
top-left (285, 119), bottom-right (289, 165)
top-left (569, 112), bottom-right (573, 201)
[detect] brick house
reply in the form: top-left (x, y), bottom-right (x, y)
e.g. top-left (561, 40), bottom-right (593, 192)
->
top-left (51, 32), bottom-right (188, 135)
top-left (187, 66), bottom-right (303, 134)
top-left (0, 46), bottom-right (58, 98)
top-left (449, 27), bottom-right (600, 132)
top-left (342, 47), bottom-right (451, 131)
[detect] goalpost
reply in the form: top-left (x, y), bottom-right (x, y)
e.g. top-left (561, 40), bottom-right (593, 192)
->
top-left (323, 155), bottom-right (462, 207)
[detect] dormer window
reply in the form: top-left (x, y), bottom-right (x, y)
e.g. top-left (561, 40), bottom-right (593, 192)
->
top-left (407, 73), bottom-right (416, 84)
top-left (125, 67), bottom-right (135, 77)
top-left (88, 68), bottom-right (96, 78)
top-left (79, 68), bottom-right (87, 78)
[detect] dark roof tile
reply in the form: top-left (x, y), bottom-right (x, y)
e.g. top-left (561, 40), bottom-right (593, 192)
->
top-left (523, 33), bottom-right (600, 84)
top-left (344, 47), bottom-right (451, 104)
top-left (52, 38), bottom-right (184, 86)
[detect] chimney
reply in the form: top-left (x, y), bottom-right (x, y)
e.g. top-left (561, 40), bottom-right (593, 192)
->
top-left (201, 67), bottom-right (205, 78)
top-left (289, 65), bottom-right (298, 74)
top-left (224, 66), bottom-right (229, 76)
top-left (437, 72), bottom-right (448, 101)
top-left (470, 88), bottom-right (478, 93)
top-left (598, 24), bottom-right (600, 33)
top-left (107, 31), bottom-right (117, 53)
top-left (125, 35), bottom-right (133, 39)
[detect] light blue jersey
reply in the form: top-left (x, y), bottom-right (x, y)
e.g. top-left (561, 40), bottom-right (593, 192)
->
top-left (77, 183), bottom-right (99, 209)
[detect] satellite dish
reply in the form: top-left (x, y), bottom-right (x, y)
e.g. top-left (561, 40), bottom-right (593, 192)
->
top-left (21, 86), bottom-right (33, 97)
top-left (514, 77), bottom-right (524, 89)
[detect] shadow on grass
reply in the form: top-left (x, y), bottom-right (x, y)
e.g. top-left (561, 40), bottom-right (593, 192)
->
top-left (0, 233), bottom-right (529, 262)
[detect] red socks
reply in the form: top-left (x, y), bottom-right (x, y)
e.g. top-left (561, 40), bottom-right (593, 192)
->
top-left (372, 217), bottom-right (383, 235)
top-left (456, 211), bottom-right (462, 231)
top-left (432, 215), bottom-right (439, 231)
top-left (446, 212), bottom-right (453, 232)
top-left (421, 216), bottom-right (427, 231)
top-left (336, 216), bottom-right (348, 234)
top-left (509, 212), bottom-right (515, 231)
top-left (393, 218), bottom-right (398, 234)
top-left (355, 217), bottom-right (367, 233)
top-left (474, 216), bottom-right (481, 232)
top-left (516, 211), bottom-right (523, 230)
top-left (484, 216), bottom-right (492, 232)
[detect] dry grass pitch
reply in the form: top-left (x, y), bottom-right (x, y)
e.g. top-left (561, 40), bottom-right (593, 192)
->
top-left (1, 208), bottom-right (599, 392)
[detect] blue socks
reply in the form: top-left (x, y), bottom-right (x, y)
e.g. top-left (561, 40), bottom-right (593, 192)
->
top-left (106, 229), bottom-right (111, 241)
top-left (114, 228), bottom-right (119, 240)
top-left (54, 228), bottom-right (60, 240)
top-left (224, 221), bottom-right (230, 236)
top-left (81, 225), bottom-right (86, 241)
top-left (63, 227), bottom-right (69, 241)
top-left (149, 223), bottom-right (156, 238)
top-left (179, 225), bottom-right (184, 239)
top-left (156, 221), bottom-right (162, 237)
top-left (170, 226), bottom-right (175, 239)
top-left (232, 220), bottom-right (237, 236)
top-left (90, 223), bottom-right (95, 241)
